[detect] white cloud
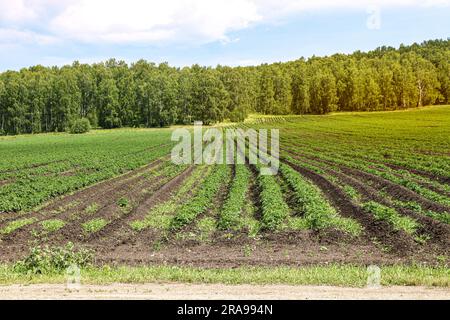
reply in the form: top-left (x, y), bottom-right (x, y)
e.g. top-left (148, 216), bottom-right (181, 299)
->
top-left (0, 0), bottom-right (36, 22)
top-left (49, 0), bottom-right (261, 44)
top-left (0, 28), bottom-right (57, 45)
top-left (0, 0), bottom-right (448, 45)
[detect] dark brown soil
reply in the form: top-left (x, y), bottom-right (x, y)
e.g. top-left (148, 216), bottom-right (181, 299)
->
top-left (385, 163), bottom-right (450, 185)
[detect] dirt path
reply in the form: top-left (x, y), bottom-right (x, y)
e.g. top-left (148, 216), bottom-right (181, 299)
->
top-left (0, 283), bottom-right (448, 300)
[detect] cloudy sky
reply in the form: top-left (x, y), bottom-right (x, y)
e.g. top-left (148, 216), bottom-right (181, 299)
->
top-left (0, 0), bottom-right (449, 70)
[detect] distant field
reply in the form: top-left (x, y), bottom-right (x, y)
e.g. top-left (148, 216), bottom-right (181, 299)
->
top-left (0, 106), bottom-right (449, 271)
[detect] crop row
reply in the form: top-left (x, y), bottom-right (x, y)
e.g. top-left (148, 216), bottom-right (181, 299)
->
top-left (218, 164), bottom-right (251, 231)
top-left (280, 163), bottom-right (362, 236)
top-left (130, 165), bottom-right (212, 231)
top-left (170, 164), bottom-right (230, 231)
top-left (362, 201), bottom-right (419, 235)
top-left (282, 141), bottom-right (450, 208)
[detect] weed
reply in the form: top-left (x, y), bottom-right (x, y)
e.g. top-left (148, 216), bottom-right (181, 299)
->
top-left (13, 242), bottom-right (93, 274)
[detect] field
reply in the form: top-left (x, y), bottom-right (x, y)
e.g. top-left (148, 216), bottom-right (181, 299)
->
top-left (0, 106), bottom-right (449, 276)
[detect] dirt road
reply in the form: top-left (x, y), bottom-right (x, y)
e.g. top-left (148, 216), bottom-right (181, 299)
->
top-left (0, 283), bottom-right (448, 300)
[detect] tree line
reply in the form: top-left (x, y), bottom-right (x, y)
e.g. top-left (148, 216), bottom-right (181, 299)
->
top-left (0, 39), bottom-right (449, 135)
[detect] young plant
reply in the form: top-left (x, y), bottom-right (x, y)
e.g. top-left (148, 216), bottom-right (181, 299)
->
top-left (218, 164), bottom-right (250, 231)
top-left (82, 218), bottom-right (108, 234)
top-left (363, 201), bottom-right (419, 235)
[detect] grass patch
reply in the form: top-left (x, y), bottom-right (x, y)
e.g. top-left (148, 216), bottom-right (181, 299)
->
top-left (130, 202), bottom-right (175, 231)
top-left (0, 264), bottom-right (448, 287)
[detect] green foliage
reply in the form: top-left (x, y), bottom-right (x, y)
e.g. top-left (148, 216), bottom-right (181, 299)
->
top-left (257, 171), bottom-right (289, 231)
top-left (13, 242), bottom-right (93, 275)
top-left (0, 129), bottom-right (172, 212)
top-left (363, 201), bottom-right (419, 235)
top-left (70, 118), bottom-right (91, 134)
top-left (170, 165), bottom-right (229, 230)
top-left (0, 218), bottom-right (37, 235)
top-left (82, 218), bottom-right (108, 234)
top-left (280, 163), bottom-right (362, 236)
top-left (41, 219), bottom-right (66, 233)
top-left (129, 166), bottom-right (211, 232)
top-left (85, 203), bottom-right (99, 215)
top-left (0, 40), bottom-right (449, 135)
top-left (218, 164), bottom-right (250, 230)
top-left (117, 197), bottom-right (129, 208)
top-left (394, 200), bottom-right (450, 224)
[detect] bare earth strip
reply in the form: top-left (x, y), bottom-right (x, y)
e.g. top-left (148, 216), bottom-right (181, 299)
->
top-left (0, 283), bottom-right (449, 300)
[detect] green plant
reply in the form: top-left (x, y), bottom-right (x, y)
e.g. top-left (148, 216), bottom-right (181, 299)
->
top-left (170, 165), bottom-right (229, 230)
top-left (85, 203), bottom-right (99, 215)
top-left (13, 242), bottom-right (93, 275)
top-left (414, 234), bottom-right (431, 245)
top-left (82, 218), bottom-right (108, 234)
top-left (41, 219), bottom-right (65, 233)
top-left (117, 197), bottom-right (129, 208)
top-left (197, 217), bottom-right (216, 241)
top-left (280, 163), bottom-right (362, 236)
top-left (218, 164), bottom-right (250, 230)
top-left (363, 201), bottom-right (419, 235)
top-left (69, 118), bottom-right (91, 134)
top-left (0, 218), bottom-right (37, 235)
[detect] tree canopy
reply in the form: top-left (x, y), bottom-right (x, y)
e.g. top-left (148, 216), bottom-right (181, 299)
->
top-left (0, 39), bottom-right (449, 135)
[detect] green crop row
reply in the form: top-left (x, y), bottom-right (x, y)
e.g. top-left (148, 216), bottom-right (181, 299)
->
top-left (392, 200), bottom-right (450, 225)
top-left (170, 165), bottom-right (230, 231)
top-left (283, 142), bottom-right (450, 208)
top-left (218, 164), bottom-right (251, 231)
top-left (0, 129), bottom-right (174, 213)
top-left (130, 166), bottom-right (211, 231)
top-left (0, 218), bottom-right (37, 235)
top-left (256, 167), bottom-right (289, 231)
top-left (362, 201), bottom-right (419, 235)
top-left (280, 163), bottom-right (362, 236)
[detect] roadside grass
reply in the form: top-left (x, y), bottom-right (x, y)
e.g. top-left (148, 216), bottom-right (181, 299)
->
top-left (0, 264), bottom-right (448, 287)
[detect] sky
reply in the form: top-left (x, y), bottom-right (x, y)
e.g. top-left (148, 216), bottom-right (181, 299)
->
top-left (0, 0), bottom-right (449, 71)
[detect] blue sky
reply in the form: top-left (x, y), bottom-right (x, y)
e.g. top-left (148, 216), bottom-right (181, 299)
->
top-left (0, 0), bottom-right (449, 71)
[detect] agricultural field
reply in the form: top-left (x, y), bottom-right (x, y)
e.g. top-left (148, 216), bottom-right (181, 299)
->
top-left (0, 106), bottom-right (449, 272)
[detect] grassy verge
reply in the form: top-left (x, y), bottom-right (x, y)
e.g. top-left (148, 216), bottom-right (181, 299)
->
top-left (0, 264), bottom-right (448, 287)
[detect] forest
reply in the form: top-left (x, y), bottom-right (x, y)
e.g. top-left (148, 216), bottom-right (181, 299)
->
top-left (0, 39), bottom-right (449, 135)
